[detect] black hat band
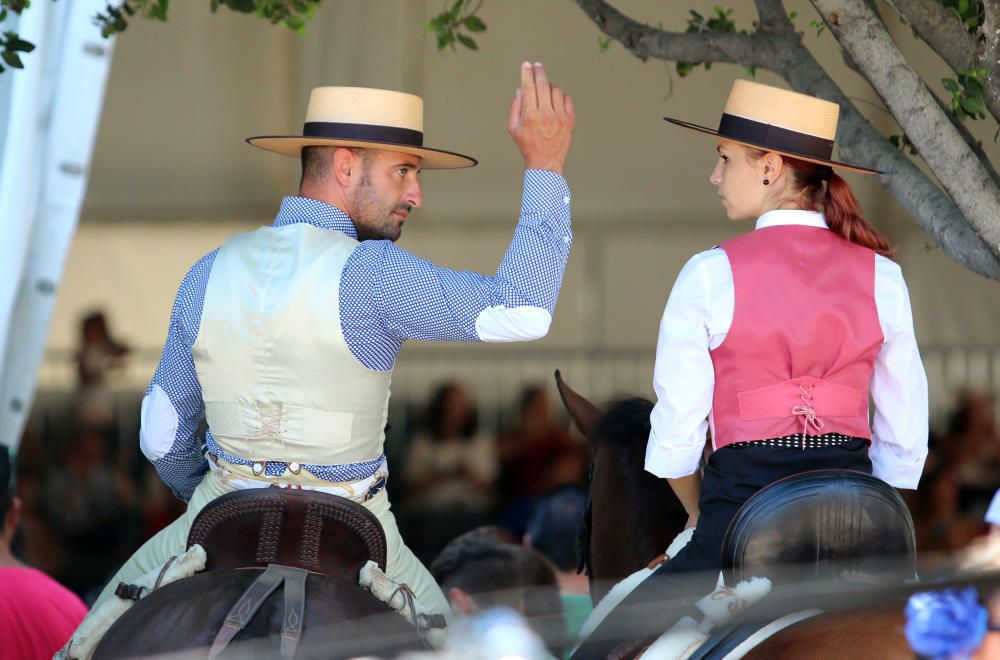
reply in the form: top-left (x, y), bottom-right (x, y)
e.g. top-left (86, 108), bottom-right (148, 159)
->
top-left (303, 122), bottom-right (424, 147)
top-left (718, 113), bottom-right (834, 161)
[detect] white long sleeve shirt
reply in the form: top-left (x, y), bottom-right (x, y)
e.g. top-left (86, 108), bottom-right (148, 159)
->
top-left (644, 210), bottom-right (929, 489)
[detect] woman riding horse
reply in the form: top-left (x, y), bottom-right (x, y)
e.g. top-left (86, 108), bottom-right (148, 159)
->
top-left (576, 80), bottom-right (929, 657)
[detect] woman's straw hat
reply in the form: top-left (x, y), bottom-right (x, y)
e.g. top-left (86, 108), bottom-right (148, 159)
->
top-left (247, 87), bottom-right (477, 169)
top-left (664, 79), bottom-right (880, 175)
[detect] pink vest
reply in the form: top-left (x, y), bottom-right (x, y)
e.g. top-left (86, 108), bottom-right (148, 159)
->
top-left (709, 225), bottom-right (884, 449)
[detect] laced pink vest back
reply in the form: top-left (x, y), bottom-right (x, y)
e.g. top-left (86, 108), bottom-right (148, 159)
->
top-left (709, 225), bottom-right (883, 449)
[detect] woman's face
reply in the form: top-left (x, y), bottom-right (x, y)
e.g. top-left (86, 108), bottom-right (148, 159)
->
top-left (709, 139), bottom-right (769, 221)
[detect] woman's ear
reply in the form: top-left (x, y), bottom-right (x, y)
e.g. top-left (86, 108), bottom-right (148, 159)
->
top-left (763, 152), bottom-right (784, 182)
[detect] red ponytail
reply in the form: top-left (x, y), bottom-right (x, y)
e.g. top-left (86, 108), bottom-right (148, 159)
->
top-left (822, 171), bottom-right (893, 257)
top-left (778, 157), bottom-right (894, 258)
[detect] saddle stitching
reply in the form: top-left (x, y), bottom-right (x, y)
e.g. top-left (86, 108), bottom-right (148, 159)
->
top-left (256, 504), bottom-right (283, 564)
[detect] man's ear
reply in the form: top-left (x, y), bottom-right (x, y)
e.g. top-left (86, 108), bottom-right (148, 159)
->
top-left (332, 148), bottom-right (356, 188)
top-left (447, 587), bottom-right (477, 615)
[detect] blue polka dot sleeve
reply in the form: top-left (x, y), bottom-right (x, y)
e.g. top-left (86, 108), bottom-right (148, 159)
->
top-left (340, 170), bottom-right (572, 370)
top-left (147, 250), bottom-right (217, 501)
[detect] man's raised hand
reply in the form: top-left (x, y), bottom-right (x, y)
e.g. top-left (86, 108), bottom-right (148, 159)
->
top-left (508, 62), bottom-right (574, 176)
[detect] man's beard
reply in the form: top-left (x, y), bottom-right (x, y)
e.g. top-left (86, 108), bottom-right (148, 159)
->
top-left (352, 174), bottom-right (412, 242)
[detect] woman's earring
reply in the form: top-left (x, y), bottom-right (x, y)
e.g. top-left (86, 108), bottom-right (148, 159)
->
top-left (762, 178), bottom-right (770, 186)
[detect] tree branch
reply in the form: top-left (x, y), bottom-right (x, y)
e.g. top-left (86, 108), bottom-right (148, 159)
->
top-left (811, 0), bottom-right (1000, 265)
top-left (982, 0), bottom-right (1000, 123)
top-left (753, 0), bottom-right (795, 32)
top-left (571, 0), bottom-right (775, 67)
top-left (567, 0), bottom-right (1000, 279)
top-left (883, 0), bottom-right (976, 72)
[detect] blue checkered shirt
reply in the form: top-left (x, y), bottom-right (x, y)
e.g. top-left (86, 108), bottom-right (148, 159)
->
top-left (146, 171), bottom-right (572, 501)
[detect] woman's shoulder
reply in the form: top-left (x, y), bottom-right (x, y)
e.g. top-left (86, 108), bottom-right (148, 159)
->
top-left (874, 253), bottom-right (907, 291)
top-left (677, 246), bottom-right (732, 286)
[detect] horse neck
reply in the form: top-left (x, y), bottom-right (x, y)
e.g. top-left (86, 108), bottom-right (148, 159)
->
top-left (590, 442), bottom-right (679, 583)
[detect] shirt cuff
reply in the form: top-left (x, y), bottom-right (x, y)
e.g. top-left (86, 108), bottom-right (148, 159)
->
top-left (643, 430), bottom-right (703, 479)
top-left (869, 443), bottom-right (926, 490)
top-left (521, 170), bottom-right (572, 237)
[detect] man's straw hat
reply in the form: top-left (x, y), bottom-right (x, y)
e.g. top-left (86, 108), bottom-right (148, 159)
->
top-left (247, 87), bottom-right (477, 169)
top-left (664, 80), bottom-right (880, 175)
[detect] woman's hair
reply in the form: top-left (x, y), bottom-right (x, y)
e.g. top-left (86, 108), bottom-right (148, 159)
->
top-left (748, 149), bottom-right (893, 257)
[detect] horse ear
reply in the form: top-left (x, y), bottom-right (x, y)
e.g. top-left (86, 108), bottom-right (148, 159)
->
top-left (554, 369), bottom-right (601, 441)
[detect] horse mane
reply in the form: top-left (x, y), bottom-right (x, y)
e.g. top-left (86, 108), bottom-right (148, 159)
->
top-left (578, 397), bottom-right (687, 579)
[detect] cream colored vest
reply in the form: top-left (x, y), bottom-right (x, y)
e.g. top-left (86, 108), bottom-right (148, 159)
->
top-left (192, 223), bottom-right (391, 468)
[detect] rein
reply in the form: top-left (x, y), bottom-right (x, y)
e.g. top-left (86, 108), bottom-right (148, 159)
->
top-left (576, 460), bottom-right (595, 582)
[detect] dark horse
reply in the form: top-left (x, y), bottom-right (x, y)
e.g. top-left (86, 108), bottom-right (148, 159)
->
top-left (92, 489), bottom-right (429, 659)
top-left (554, 371), bottom-right (915, 659)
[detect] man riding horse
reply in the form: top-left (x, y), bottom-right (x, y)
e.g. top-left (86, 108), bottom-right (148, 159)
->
top-left (72, 62), bottom-right (575, 634)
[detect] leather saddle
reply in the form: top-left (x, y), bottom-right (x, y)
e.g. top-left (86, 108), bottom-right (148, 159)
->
top-left (187, 488), bottom-right (388, 583)
top-left (722, 469), bottom-right (916, 585)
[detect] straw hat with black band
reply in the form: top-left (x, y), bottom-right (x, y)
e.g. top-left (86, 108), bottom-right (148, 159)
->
top-left (664, 79), bottom-right (881, 176)
top-left (247, 86), bottom-right (477, 170)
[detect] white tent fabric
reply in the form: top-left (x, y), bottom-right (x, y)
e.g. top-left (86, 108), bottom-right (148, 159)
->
top-left (0, 1), bottom-right (115, 451)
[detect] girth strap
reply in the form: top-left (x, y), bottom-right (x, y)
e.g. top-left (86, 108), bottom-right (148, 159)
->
top-left (281, 568), bottom-right (307, 660)
top-left (208, 564), bottom-right (309, 660)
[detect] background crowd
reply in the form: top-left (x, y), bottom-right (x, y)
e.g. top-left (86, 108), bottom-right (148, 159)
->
top-left (2, 309), bottom-right (999, 656)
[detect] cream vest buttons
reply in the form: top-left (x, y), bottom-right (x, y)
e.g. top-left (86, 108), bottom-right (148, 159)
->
top-left (288, 461), bottom-right (301, 475)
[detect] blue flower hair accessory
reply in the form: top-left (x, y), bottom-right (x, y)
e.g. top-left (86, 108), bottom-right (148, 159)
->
top-left (905, 587), bottom-right (988, 659)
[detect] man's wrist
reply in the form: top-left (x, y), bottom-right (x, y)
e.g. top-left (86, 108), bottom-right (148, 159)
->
top-left (523, 160), bottom-right (564, 175)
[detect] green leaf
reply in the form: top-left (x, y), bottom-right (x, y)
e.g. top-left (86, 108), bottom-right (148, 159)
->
top-left (457, 33), bottom-right (477, 50)
top-left (463, 15), bottom-right (486, 32)
top-left (960, 95), bottom-right (985, 117)
top-left (148, 0), bottom-right (169, 21)
top-left (448, 0), bottom-right (464, 21)
top-left (436, 31), bottom-right (455, 51)
top-left (942, 78), bottom-right (960, 93)
top-left (597, 36), bottom-right (610, 53)
top-left (226, 0), bottom-right (255, 13)
top-left (676, 61), bottom-right (695, 77)
top-left (1, 50), bottom-right (23, 68)
top-left (788, 10), bottom-right (797, 20)
top-left (963, 77), bottom-right (984, 94)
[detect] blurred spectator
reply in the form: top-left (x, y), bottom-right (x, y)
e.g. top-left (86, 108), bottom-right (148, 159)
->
top-left (74, 310), bottom-right (129, 444)
top-left (431, 526), bottom-right (566, 657)
top-left (0, 446), bottom-right (88, 658)
top-left (918, 390), bottom-right (1000, 552)
top-left (39, 428), bottom-right (138, 600)
top-left (399, 383), bottom-right (498, 562)
top-left (500, 385), bottom-right (585, 497)
top-left (524, 485), bottom-right (593, 643)
top-left (498, 385), bottom-right (586, 536)
top-left (405, 382), bottom-right (497, 512)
